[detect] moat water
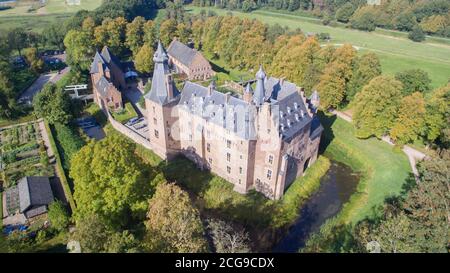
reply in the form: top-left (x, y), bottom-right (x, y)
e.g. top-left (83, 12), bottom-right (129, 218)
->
top-left (272, 160), bottom-right (360, 252)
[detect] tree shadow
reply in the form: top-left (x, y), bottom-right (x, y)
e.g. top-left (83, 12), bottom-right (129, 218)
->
top-left (317, 111), bottom-right (337, 154)
top-left (209, 60), bottom-right (230, 75)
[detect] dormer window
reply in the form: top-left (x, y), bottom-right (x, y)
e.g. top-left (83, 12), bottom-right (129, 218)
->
top-left (300, 110), bottom-right (305, 118)
top-left (287, 119), bottom-right (291, 127)
top-left (287, 106), bottom-right (291, 114)
top-left (295, 113), bottom-right (300, 121)
top-left (294, 102), bottom-right (298, 110)
top-left (280, 111), bottom-right (284, 118)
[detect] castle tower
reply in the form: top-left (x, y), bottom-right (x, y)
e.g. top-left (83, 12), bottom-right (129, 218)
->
top-left (144, 41), bottom-right (181, 159)
top-left (253, 65), bottom-right (266, 106)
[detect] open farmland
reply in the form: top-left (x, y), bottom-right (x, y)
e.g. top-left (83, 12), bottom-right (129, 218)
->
top-left (188, 6), bottom-right (450, 89)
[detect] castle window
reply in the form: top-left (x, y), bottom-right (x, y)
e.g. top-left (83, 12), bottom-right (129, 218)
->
top-left (239, 167), bottom-right (243, 174)
top-left (227, 140), bottom-right (231, 148)
top-left (153, 118), bottom-right (157, 125)
top-left (189, 134), bottom-right (192, 142)
top-left (227, 166), bottom-right (231, 174)
top-left (238, 179), bottom-right (241, 184)
top-left (268, 155), bottom-right (274, 164)
top-left (267, 169), bottom-right (272, 180)
top-left (207, 143), bottom-right (210, 152)
top-left (153, 106), bottom-right (155, 113)
top-left (154, 130), bottom-right (159, 138)
top-left (208, 158), bottom-right (212, 164)
top-left (227, 153), bottom-right (231, 162)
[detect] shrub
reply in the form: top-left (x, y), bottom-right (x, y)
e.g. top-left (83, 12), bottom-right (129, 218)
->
top-left (408, 25), bottom-right (426, 42)
top-left (48, 200), bottom-right (70, 232)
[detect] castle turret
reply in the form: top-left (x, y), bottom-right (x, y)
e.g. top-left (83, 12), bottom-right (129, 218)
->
top-left (310, 90), bottom-right (320, 111)
top-left (243, 83), bottom-right (253, 104)
top-left (253, 65), bottom-right (266, 106)
top-left (146, 40), bottom-right (179, 105)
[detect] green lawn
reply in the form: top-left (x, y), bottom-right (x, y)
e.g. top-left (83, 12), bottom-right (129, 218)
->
top-left (188, 6), bottom-right (450, 89)
top-left (319, 113), bottom-right (411, 223)
top-left (111, 102), bottom-right (138, 124)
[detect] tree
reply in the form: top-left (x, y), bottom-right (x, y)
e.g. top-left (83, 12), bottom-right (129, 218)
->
top-left (24, 47), bottom-right (44, 73)
top-left (335, 2), bottom-right (355, 23)
top-left (408, 25), bottom-right (426, 42)
top-left (95, 17), bottom-right (128, 55)
top-left (70, 134), bottom-right (150, 228)
top-left (315, 63), bottom-right (347, 110)
top-left (350, 6), bottom-right (377, 32)
top-left (7, 28), bottom-right (28, 57)
top-left (42, 23), bottom-right (66, 49)
top-left (126, 16), bottom-right (146, 56)
top-left (176, 23), bottom-right (191, 44)
top-left (354, 151), bottom-right (450, 253)
top-left (144, 183), bottom-right (208, 253)
top-left (395, 69), bottom-right (431, 95)
top-left (207, 218), bottom-right (251, 253)
top-left (347, 52), bottom-right (382, 101)
top-left (159, 19), bottom-right (177, 46)
top-left (33, 83), bottom-right (73, 125)
top-left (73, 213), bottom-right (139, 253)
top-left (143, 20), bottom-right (156, 47)
top-left (241, 0), bottom-right (255, 12)
top-left (394, 12), bottom-right (417, 32)
top-left (64, 29), bottom-right (95, 71)
top-left (390, 92), bottom-right (426, 144)
top-left (353, 76), bottom-right (403, 139)
top-left (420, 15), bottom-right (447, 34)
top-left (425, 84), bottom-right (450, 143)
top-left (48, 200), bottom-right (70, 232)
top-left (134, 43), bottom-right (154, 75)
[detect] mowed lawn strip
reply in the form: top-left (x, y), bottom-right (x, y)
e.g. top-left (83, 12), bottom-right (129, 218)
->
top-left (320, 114), bottom-right (411, 223)
top-left (187, 6), bottom-right (450, 88)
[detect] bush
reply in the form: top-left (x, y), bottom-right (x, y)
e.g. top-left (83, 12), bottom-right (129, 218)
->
top-left (48, 200), bottom-right (70, 232)
top-left (408, 25), bottom-right (426, 42)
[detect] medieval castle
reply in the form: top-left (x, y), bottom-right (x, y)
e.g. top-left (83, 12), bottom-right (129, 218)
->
top-left (91, 41), bottom-right (323, 200)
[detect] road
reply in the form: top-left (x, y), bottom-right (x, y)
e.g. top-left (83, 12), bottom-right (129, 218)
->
top-left (330, 109), bottom-right (427, 181)
top-left (18, 66), bottom-right (71, 105)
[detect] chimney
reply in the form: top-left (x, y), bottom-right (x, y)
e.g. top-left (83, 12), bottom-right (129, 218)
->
top-left (243, 83), bottom-right (253, 104)
top-left (208, 80), bottom-right (216, 96)
top-left (166, 74), bottom-right (175, 100)
top-left (225, 92), bottom-right (231, 104)
top-left (280, 77), bottom-right (285, 86)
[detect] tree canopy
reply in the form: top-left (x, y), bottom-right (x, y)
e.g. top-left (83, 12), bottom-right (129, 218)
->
top-left (353, 76), bottom-right (403, 139)
top-left (33, 84), bottom-right (73, 125)
top-left (70, 134), bottom-right (151, 228)
top-left (144, 183), bottom-right (208, 253)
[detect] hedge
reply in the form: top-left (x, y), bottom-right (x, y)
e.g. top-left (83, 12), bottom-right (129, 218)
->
top-left (44, 120), bottom-right (76, 212)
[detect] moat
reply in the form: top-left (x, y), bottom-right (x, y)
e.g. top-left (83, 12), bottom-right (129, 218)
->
top-left (273, 160), bottom-right (360, 252)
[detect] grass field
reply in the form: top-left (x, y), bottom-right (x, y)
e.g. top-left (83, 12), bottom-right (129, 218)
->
top-left (0, 0), bottom-right (102, 32)
top-left (319, 114), bottom-right (411, 223)
top-left (188, 6), bottom-right (450, 89)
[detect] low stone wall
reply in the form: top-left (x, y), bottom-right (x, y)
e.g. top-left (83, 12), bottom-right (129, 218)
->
top-left (107, 114), bottom-right (167, 160)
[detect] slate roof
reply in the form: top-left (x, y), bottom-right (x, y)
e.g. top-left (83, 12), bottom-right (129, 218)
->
top-left (18, 176), bottom-right (54, 213)
top-left (95, 76), bottom-right (112, 97)
top-left (167, 40), bottom-right (203, 67)
top-left (145, 41), bottom-right (180, 105)
top-left (179, 76), bottom-right (314, 141)
top-left (179, 81), bottom-right (256, 139)
top-left (90, 46), bottom-right (122, 74)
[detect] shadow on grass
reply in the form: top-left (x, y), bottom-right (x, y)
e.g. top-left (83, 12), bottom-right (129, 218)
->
top-left (317, 111), bottom-right (337, 154)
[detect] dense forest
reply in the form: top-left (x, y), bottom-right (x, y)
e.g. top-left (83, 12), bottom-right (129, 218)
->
top-left (192, 0), bottom-right (450, 38)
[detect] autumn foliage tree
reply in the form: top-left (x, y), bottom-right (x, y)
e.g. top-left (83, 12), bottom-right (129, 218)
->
top-left (134, 43), bottom-right (154, 75)
top-left (353, 76), bottom-right (403, 139)
top-left (144, 183), bottom-right (208, 253)
top-left (390, 92), bottom-right (426, 144)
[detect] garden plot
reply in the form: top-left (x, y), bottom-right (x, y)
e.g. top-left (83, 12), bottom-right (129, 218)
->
top-left (0, 122), bottom-right (54, 188)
